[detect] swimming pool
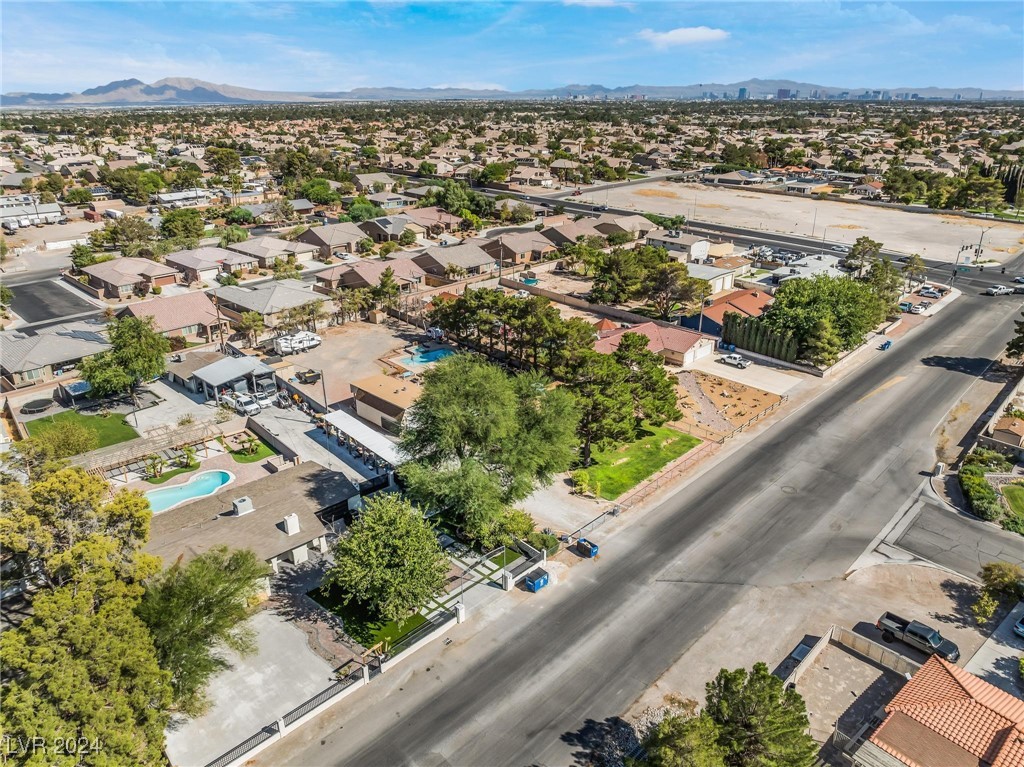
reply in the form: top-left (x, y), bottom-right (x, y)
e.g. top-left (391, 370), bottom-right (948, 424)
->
top-left (400, 347), bottom-right (456, 366)
top-left (145, 470), bottom-right (234, 513)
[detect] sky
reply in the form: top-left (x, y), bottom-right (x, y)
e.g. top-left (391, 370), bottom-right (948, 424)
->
top-left (1, 1), bottom-right (1021, 94)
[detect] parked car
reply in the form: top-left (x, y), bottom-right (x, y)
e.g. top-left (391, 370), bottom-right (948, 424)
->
top-left (720, 354), bottom-right (751, 369)
top-left (1014, 285), bottom-right (1024, 294)
top-left (1013, 614), bottom-right (1024, 639)
top-left (919, 288), bottom-right (942, 299)
top-left (223, 393), bottom-right (261, 416)
top-left (1014, 276), bottom-right (1024, 284)
top-left (876, 612), bottom-right (960, 662)
top-left (909, 304), bottom-right (925, 314)
top-left (898, 301), bottom-right (914, 313)
top-left (831, 245), bottom-right (850, 253)
top-left (986, 285), bottom-right (1014, 295)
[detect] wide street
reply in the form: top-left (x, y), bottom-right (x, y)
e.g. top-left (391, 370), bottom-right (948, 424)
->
top-left (256, 275), bottom-right (1022, 766)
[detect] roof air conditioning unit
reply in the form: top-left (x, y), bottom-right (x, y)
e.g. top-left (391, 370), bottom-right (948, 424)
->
top-left (231, 497), bottom-right (255, 516)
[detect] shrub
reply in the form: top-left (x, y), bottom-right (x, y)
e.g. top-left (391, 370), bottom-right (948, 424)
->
top-left (570, 469), bottom-right (591, 495)
top-left (168, 335), bottom-right (187, 351)
top-left (151, 285), bottom-right (162, 295)
top-left (958, 463), bottom-right (1003, 521)
top-left (526, 531), bottom-right (560, 556)
top-left (971, 591), bottom-right (998, 624)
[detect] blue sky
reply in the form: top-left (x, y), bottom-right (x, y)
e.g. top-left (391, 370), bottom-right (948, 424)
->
top-left (2, 1), bottom-right (1021, 93)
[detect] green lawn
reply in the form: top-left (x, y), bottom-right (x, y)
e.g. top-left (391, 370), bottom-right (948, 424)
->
top-left (26, 409), bottom-right (137, 449)
top-left (585, 425), bottom-right (701, 499)
top-left (145, 462), bottom-right (199, 485)
top-left (490, 548), bottom-right (523, 568)
top-left (309, 585), bottom-right (427, 650)
top-left (229, 437), bottom-right (276, 464)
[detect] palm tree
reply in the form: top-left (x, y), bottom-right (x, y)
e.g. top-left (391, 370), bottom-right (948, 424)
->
top-left (237, 311), bottom-right (265, 349)
top-left (241, 434), bottom-right (261, 456)
top-left (145, 454), bottom-right (166, 478)
top-left (305, 299), bottom-right (329, 331)
top-left (228, 173), bottom-right (243, 205)
top-left (179, 444), bottom-right (198, 468)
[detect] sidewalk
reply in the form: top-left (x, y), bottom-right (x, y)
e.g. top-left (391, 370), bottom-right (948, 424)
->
top-left (964, 600), bottom-right (1024, 697)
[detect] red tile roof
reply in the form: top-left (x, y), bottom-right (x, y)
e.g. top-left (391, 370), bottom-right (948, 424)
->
top-left (869, 656), bottom-right (1024, 767)
top-left (700, 289), bottom-right (772, 326)
top-left (593, 321), bottom-right (704, 357)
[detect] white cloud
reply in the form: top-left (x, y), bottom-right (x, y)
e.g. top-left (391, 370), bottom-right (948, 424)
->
top-left (636, 26), bottom-right (730, 49)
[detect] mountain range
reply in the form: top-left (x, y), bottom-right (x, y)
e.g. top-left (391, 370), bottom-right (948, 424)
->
top-left (3, 77), bottom-right (1022, 106)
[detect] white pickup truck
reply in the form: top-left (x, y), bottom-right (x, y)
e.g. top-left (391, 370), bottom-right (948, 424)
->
top-left (720, 353), bottom-right (752, 369)
top-left (222, 393), bottom-right (261, 416)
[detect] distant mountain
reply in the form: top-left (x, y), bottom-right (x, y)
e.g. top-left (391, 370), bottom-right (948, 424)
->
top-left (3, 76), bottom-right (1021, 106)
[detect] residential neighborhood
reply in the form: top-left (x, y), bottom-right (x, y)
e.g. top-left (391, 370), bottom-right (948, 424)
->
top-left (1, 3), bottom-right (1023, 767)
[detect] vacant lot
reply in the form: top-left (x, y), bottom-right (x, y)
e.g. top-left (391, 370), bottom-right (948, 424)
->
top-left (26, 409), bottom-right (137, 448)
top-left (599, 181), bottom-right (1024, 262)
top-left (586, 425), bottom-right (701, 499)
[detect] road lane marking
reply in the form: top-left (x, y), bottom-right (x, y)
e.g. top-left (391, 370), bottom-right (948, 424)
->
top-left (856, 375), bottom-right (907, 403)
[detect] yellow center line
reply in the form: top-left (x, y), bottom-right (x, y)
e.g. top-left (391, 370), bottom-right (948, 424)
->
top-left (857, 375), bottom-right (908, 403)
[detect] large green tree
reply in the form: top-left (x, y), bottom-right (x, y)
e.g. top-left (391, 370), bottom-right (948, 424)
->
top-left (80, 316), bottom-right (170, 404)
top-left (646, 262), bottom-right (699, 320)
top-left (322, 494), bottom-right (448, 623)
top-left (865, 256), bottom-right (903, 314)
top-left (138, 547), bottom-right (268, 715)
top-left (205, 146), bottom-right (242, 177)
top-left (611, 332), bottom-right (681, 428)
top-left (645, 711), bottom-right (727, 767)
top-left (0, 580), bottom-right (173, 767)
top-left (566, 350), bottom-right (636, 465)
top-left (159, 208), bottom-right (205, 240)
top-left (846, 236), bottom-right (883, 278)
top-left (704, 663), bottom-right (817, 767)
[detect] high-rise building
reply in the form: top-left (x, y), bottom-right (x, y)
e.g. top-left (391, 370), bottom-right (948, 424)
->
top-left (776, 88), bottom-right (791, 100)
top-left (737, 87), bottom-right (748, 100)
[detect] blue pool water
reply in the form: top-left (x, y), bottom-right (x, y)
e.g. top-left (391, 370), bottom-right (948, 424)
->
top-left (400, 347), bottom-right (456, 366)
top-left (146, 470), bottom-right (234, 513)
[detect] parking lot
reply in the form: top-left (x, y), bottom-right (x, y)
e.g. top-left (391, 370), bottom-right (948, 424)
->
top-left (7, 278), bottom-right (101, 325)
top-left (276, 320), bottom-right (421, 409)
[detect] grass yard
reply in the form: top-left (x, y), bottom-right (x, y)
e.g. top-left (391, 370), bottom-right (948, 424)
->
top-left (310, 584), bottom-right (427, 650)
top-left (145, 462), bottom-right (199, 485)
top-left (490, 548), bottom-right (523, 568)
top-left (586, 425), bottom-right (701, 500)
top-left (25, 409), bottom-right (137, 449)
top-left (229, 436), bottom-right (275, 464)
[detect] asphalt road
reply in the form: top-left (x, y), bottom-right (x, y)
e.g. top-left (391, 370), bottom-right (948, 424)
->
top-left (256, 290), bottom-right (1020, 767)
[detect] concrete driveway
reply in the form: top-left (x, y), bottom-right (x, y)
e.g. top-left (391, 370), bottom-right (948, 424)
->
top-left (689, 352), bottom-right (807, 395)
top-left (132, 380), bottom-right (218, 435)
top-left (964, 600), bottom-right (1024, 697)
top-left (164, 610), bottom-right (336, 767)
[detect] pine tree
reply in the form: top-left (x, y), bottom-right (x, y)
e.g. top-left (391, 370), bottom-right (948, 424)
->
top-left (803, 318), bottom-right (843, 367)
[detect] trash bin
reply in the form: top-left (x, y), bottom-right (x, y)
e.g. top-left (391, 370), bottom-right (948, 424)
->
top-left (577, 538), bottom-right (599, 558)
top-left (525, 568), bottom-right (549, 593)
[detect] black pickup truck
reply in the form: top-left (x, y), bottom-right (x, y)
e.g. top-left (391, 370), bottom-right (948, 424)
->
top-left (876, 612), bottom-right (960, 662)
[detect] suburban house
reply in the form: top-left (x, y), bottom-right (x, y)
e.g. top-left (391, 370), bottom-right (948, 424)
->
top-left (165, 246), bottom-right (257, 284)
top-left (846, 655), bottom-right (1024, 767)
top-left (680, 288), bottom-right (772, 336)
top-left (413, 243), bottom-right (496, 283)
top-left (990, 416), bottom-right (1024, 449)
top-left (540, 219), bottom-right (605, 247)
top-left (296, 222), bottom-right (368, 259)
top-left (853, 180), bottom-right (885, 198)
top-left (509, 166), bottom-right (554, 187)
top-left (350, 374), bottom-right (423, 435)
top-left (403, 206), bottom-right (463, 234)
top-left (0, 319), bottom-right (111, 390)
top-left (214, 281), bottom-right (318, 328)
top-left (784, 180), bottom-right (832, 195)
top-left (288, 198), bottom-right (316, 216)
top-left (117, 292), bottom-right (228, 344)
top-left (482, 232), bottom-right (557, 267)
top-left (593, 213), bottom-right (656, 240)
top-left (154, 188), bottom-right (211, 208)
top-left (707, 170), bottom-right (765, 186)
top-left (646, 230), bottom-right (712, 261)
top-left (146, 462), bottom-right (358, 577)
top-left (593, 322), bottom-right (713, 367)
top-left (354, 172), bottom-right (394, 192)
top-left (80, 257), bottom-right (181, 299)
top-left (358, 215), bottom-right (418, 243)
top-left (225, 237), bottom-right (318, 269)
top-left (366, 192), bottom-right (414, 211)
top-left (314, 258), bottom-right (425, 293)
top-left (770, 253), bottom-right (846, 284)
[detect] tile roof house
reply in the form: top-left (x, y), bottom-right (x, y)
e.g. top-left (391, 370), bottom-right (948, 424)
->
top-left (354, 172), bottom-right (395, 192)
top-left (0, 319), bottom-right (111, 390)
top-left (295, 222), bottom-right (368, 258)
top-left (214, 281), bottom-right (317, 327)
top-left (366, 191), bottom-right (415, 211)
top-left (117, 291), bottom-right (228, 343)
top-left (593, 322), bottom-right (713, 367)
top-left (146, 462), bottom-right (357, 576)
top-left (224, 236), bottom-right (318, 269)
top-left (990, 417), bottom-right (1024, 449)
top-left (851, 655), bottom-right (1024, 767)
top-left (681, 288), bottom-right (772, 336)
top-left (314, 257), bottom-right (425, 293)
top-left (403, 206), bottom-right (464, 234)
top-left (540, 219), bottom-right (605, 247)
top-left (593, 213), bottom-right (656, 241)
top-left (164, 246), bottom-right (257, 284)
top-left (481, 232), bottom-right (557, 266)
top-left (80, 257), bottom-right (181, 299)
top-left (413, 243), bottom-right (496, 283)
top-left (358, 215), bottom-right (419, 243)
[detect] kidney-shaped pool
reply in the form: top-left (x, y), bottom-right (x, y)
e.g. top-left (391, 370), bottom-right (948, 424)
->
top-left (145, 469), bottom-right (235, 514)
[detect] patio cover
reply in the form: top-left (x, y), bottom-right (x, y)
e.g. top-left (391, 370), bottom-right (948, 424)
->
top-left (193, 356), bottom-right (274, 389)
top-left (323, 409), bottom-right (405, 467)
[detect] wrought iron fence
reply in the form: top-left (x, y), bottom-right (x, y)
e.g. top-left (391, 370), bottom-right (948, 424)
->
top-left (281, 668), bottom-right (364, 727)
top-left (388, 610), bottom-right (456, 658)
top-left (204, 725), bottom-right (278, 767)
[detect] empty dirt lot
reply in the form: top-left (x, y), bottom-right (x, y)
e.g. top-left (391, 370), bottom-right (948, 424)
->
top-left (597, 181), bottom-right (1024, 263)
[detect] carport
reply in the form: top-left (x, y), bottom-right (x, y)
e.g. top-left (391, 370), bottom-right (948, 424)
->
top-left (193, 356), bottom-right (274, 403)
top-left (323, 409), bottom-right (404, 476)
